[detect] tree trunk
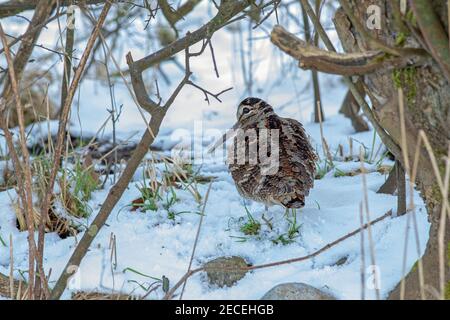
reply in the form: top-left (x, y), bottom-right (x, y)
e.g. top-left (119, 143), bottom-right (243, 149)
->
top-left (338, 84), bottom-right (370, 132)
top-left (333, 1), bottom-right (449, 299)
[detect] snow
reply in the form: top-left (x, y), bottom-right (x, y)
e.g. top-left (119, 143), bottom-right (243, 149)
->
top-left (0, 114), bottom-right (430, 300)
top-left (0, 1), bottom-right (431, 300)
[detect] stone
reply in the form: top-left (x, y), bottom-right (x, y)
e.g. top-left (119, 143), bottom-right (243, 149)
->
top-left (332, 255), bottom-right (349, 267)
top-left (261, 282), bottom-right (337, 300)
top-left (204, 256), bottom-right (248, 288)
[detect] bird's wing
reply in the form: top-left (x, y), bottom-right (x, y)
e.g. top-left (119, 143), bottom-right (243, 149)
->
top-left (276, 117), bottom-right (317, 207)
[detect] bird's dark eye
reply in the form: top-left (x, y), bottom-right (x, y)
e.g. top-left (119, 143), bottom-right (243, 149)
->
top-left (242, 107), bottom-right (250, 115)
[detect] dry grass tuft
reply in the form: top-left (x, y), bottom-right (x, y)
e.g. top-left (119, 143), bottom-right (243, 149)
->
top-left (72, 291), bottom-right (137, 300)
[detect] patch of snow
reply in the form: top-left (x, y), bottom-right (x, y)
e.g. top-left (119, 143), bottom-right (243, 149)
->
top-left (0, 115), bottom-right (430, 300)
top-left (0, 2), bottom-right (431, 301)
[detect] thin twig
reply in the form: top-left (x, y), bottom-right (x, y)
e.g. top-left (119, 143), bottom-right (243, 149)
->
top-left (40, 1), bottom-right (113, 299)
top-left (360, 148), bottom-right (380, 300)
top-left (163, 268), bottom-right (203, 300)
top-left (317, 101), bottom-right (333, 166)
top-left (0, 11), bottom-right (64, 55)
top-left (437, 146), bottom-right (449, 299)
top-left (164, 211), bottom-right (392, 300)
top-left (9, 235), bottom-right (14, 299)
top-left (0, 23), bottom-right (37, 299)
top-left (179, 182), bottom-right (213, 300)
top-left (398, 88), bottom-right (425, 299)
top-left (0, 0), bottom-right (56, 101)
top-left (50, 0), bottom-right (255, 300)
top-left (60, 4), bottom-right (75, 112)
top-left (208, 39), bottom-right (220, 78)
top-left (410, 0), bottom-right (450, 83)
top-left (359, 202), bottom-right (366, 300)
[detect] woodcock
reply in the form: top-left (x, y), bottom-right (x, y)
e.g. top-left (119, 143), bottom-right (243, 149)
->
top-left (211, 97), bottom-right (317, 209)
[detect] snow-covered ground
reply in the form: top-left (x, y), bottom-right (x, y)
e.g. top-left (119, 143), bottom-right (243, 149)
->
top-left (0, 114), bottom-right (430, 300)
top-left (0, 1), bottom-right (431, 300)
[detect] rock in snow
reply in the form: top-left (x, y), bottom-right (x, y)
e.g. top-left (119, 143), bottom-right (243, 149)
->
top-left (261, 283), bottom-right (337, 300)
top-left (204, 256), bottom-right (248, 288)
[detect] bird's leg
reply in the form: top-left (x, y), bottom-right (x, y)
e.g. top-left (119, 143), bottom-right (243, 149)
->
top-left (242, 198), bottom-right (252, 208)
top-left (262, 204), bottom-right (274, 231)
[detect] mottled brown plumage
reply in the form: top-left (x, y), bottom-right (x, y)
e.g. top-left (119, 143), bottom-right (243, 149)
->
top-left (228, 97), bottom-right (317, 209)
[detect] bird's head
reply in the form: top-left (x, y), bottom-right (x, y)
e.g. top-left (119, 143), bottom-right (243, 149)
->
top-left (236, 97), bottom-right (273, 125)
top-left (208, 97), bottom-right (273, 154)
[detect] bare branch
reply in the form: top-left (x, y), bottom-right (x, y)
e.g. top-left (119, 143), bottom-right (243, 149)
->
top-left (301, 0), bottom-right (324, 123)
top-left (339, 86), bottom-right (369, 132)
top-left (37, 1), bottom-right (113, 299)
top-left (59, 5), bottom-right (75, 110)
top-left (187, 81), bottom-right (232, 104)
top-left (158, 0), bottom-right (203, 27)
top-left (0, 22), bottom-right (39, 300)
top-left (396, 160), bottom-right (407, 216)
top-left (270, 25), bottom-right (427, 76)
top-left (296, 0), bottom-right (403, 160)
top-left (377, 162), bottom-right (398, 195)
top-left (410, 0), bottom-right (450, 83)
top-left (127, 1), bottom-right (251, 111)
top-left (179, 182), bottom-right (213, 299)
top-left (134, 0), bottom-right (251, 71)
top-left (1, 0), bottom-right (56, 105)
top-left (0, 11), bottom-right (64, 56)
top-left (164, 210), bottom-right (393, 300)
top-left (0, 0), bottom-right (108, 18)
top-left (49, 0), bottom-right (250, 300)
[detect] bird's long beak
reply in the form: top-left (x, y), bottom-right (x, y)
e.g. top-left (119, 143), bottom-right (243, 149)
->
top-left (207, 122), bottom-right (239, 154)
